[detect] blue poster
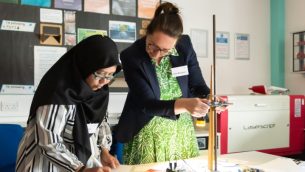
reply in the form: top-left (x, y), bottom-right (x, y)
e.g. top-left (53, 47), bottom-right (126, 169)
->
top-left (21, 0), bottom-right (51, 7)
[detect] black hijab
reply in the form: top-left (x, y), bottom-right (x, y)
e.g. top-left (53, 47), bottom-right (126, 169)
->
top-left (28, 35), bottom-right (121, 164)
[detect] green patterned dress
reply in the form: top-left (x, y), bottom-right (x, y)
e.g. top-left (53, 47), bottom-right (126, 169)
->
top-left (123, 49), bottom-right (199, 165)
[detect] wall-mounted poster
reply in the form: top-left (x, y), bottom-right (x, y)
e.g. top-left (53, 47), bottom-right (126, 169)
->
top-left (84, 0), bottom-right (110, 14)
top-left (40, 8), bottom-right (63, 24)
top-left (109, 20), bottom-right (136, 43)
top-left (139, 19), bottom-right (150, 37)
top-left (138, 0), bottom-right (159, 19)
top-left (235, 33), bottom-right (250, 60)
top-left (65, 34), bottom-right (76, 46)
top-left (54, 0), bottom-right (82, 11)
top-left (112, 0), bottom-right (136, 17)
top-left (1, 20), bottom-right (35, 32)
top-left (0, 84), bottom-right (34, 94)
top-left (293, 31), bottom-right (305, 72)
top-left (64, 10), bottom-right (76, 34)
top-left (21, 0), bottom-right (51, 7)
top-left (40, 24), bottom-right (63, 46)
top-left (34, 46), bottom-right (66, 88)
top-left (190, 29), bottom-right (208, 58)
top-left (77, 28), bottom-right (107, 43)
top-left (216, 31), bottom-right (230, 59)
top-left (64, 10), bottom-right (76, 46)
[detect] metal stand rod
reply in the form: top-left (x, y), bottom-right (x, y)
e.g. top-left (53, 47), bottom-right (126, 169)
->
top-left (213, 14), bottom-right (218, 172)
top-left (208, 14), bottom-right (218, 172)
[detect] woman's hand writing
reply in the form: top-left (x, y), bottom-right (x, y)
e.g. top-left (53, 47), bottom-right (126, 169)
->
top-left (100, 148), bottom-right (120, 169)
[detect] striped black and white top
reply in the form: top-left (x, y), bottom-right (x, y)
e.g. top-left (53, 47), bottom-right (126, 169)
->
top-left (16, 104), bottom-right (112, 172)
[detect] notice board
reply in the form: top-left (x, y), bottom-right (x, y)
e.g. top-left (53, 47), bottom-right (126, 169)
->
top-left (0, 0), bottom-right (159, 94)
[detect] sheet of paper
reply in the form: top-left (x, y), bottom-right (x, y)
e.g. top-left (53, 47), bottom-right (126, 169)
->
top-left (252, 157), bottom-right (305, 172)
top-left (235, 33), bottom-right (250, 59)
top-left (190, 29), bottom-right (208, 58)
top-left (34, 46), bottom-right (66, 88)
top-left (148, 159), bottom-right (241, 172)
top-left (40, 8), bottom-right (63, 23)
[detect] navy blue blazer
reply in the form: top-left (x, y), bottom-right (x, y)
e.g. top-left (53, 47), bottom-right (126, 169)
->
top-left (115, 35), bottom-right (210, 143)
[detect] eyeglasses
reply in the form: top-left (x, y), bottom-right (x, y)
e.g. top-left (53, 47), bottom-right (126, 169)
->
top-left (92, 72), bottom-right (115, 81)
top-left (146, 43), bottom-right (172, 56)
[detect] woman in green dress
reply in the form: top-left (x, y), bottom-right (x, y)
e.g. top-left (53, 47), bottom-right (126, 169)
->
top-left (115, 2), bottom-right (211, 164)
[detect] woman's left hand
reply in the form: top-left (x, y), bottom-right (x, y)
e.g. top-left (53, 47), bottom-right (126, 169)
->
top-left (100, 148), bottom-right (120, 169)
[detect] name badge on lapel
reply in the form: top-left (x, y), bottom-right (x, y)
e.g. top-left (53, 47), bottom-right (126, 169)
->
top-left (87, 123), bottom-right (98, 134)
top-left (171, 65), bottom-right (189, 77)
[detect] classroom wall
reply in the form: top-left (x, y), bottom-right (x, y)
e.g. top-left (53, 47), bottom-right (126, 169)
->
top-left (167, 0), bottom-right (270, 95)
top-left (285, 0), bottom-right (305, 94)
top-left (0, 0), bottom-right (271, 124)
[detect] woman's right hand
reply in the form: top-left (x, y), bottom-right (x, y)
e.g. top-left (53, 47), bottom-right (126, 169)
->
top-left (83, 166), bottom-right (111, 172)
top-left (174, 98), bottom-right (210, 117)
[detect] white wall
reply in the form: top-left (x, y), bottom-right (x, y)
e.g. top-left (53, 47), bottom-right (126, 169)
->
top-left (285, 0), bottom-right (305, 94)
top-left (166, 0), bottom-right (270, 95)
top-left (0, 93), bottom-right (128, 126)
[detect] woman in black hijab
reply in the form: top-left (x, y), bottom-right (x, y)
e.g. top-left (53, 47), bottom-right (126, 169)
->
top-left (16, 35), bottom-right (121, 172)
